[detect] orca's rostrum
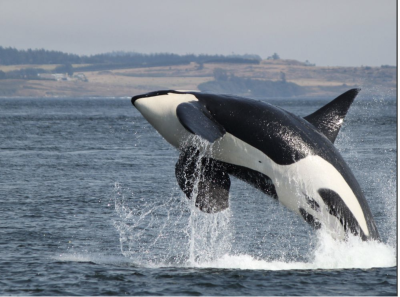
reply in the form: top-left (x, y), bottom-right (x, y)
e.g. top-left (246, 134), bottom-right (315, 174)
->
top-left (131, 89), bottom-right (380, 241)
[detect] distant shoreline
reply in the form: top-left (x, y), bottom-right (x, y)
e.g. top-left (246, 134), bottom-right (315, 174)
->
top-left (0, 59), bottom-right (395, 98)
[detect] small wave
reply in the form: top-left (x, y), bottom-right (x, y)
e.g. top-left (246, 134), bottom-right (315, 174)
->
top-left (53, 253), bottom-right (133, 266)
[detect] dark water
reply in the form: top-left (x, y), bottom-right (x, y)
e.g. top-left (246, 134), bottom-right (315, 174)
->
top-left (0, 93), bottom-right (396, 295)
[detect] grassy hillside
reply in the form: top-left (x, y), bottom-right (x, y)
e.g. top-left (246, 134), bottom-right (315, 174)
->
top-left (0, 59), bottom-right (395, 98)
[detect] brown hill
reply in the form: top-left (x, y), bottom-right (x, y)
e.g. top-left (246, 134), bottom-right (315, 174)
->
top-left (0, 59), bottom-right (395, 98)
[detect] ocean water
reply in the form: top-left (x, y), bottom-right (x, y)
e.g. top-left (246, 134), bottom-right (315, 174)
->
top-left (0, 93), bottom-right (396, 295)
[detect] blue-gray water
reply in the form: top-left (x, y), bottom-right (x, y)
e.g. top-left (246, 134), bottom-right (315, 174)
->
top-left (0, 94), bottom-right (396, 295)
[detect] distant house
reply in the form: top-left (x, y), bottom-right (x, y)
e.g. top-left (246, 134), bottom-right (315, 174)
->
top-left (38, 73), bottom-right (68, 81)
top-left (73, 73), bottom-right (88, 82)
top-left (38, 73), bottom-right (57, 80)
top-left (38, 72), bottom-right (87, 82)
top-left (53, 73), bottom-right (68, 81)
top-left (304, 60), bottom-right (316, 67)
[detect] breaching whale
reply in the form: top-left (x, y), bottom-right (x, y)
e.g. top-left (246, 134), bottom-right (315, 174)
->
top-left (131, 89), bottom-right (380, 241)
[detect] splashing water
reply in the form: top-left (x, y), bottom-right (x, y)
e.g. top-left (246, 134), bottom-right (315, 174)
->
top-left (113, 136), bottom-right (233, 266)
top-left (113, 172), bottom-right (395, 270)
top-left (193, 232), bottom-right (395, 270)
top-left (182, 136), bottom-right (233, 264)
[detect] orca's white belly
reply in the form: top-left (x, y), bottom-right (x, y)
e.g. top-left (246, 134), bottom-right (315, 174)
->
top-left (209, 133), bottom-right (369, 240)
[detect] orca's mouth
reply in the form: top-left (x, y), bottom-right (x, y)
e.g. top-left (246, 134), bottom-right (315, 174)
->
top-left (131, 92), bottom-right (153, 106)
top-left (131, 90), bottom-right (186, 106)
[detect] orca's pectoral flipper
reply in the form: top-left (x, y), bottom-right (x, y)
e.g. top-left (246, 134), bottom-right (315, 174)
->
top-left (176, 101), bottom-right (226, 143)
top-left (304, 88), bottom-right (360, 143)
top-left (175, 147), bottom-right (230, 213)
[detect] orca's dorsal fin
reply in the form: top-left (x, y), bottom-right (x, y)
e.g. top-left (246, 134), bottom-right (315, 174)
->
top-left (304, 88), bottom-right (360, 143)
top-left (176, 101), bottom-right (226, 143)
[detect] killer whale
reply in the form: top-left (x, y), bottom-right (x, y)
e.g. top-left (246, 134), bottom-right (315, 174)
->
top-left (131, 89), bottom-right (380, 241)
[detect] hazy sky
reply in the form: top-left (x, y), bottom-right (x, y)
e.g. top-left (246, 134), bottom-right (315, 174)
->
top-left (0, 0), bottom-right (396, 66)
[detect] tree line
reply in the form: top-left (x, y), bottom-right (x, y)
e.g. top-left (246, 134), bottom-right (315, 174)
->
top-left (0, 46), bottom-right (261, 66)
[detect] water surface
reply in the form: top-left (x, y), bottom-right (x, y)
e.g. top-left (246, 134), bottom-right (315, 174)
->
top-left (0, 94), bottom-right (396, 295)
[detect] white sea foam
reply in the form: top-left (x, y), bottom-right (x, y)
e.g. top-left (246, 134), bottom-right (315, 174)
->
top-left (194, 231), bottom-right (396, 271)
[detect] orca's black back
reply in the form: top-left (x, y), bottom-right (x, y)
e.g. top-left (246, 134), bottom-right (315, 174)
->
top-left (192, 92), bottom-right (380, 240)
